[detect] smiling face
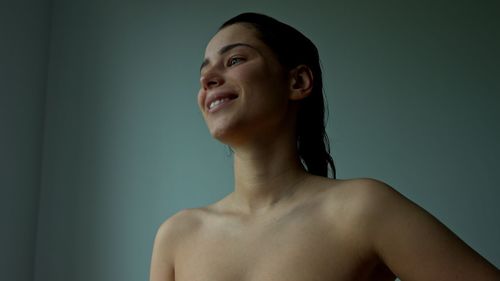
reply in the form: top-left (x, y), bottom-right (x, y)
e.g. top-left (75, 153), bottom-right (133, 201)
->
top-left (198, 24), bottom-right (295, 146)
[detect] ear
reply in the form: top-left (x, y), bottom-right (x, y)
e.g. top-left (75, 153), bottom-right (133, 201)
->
top-left (289, 65), bottom-right (313, 101)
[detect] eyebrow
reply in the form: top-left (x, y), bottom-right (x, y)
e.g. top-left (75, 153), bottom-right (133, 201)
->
top-left (200, 43), bottom-right (256, 72)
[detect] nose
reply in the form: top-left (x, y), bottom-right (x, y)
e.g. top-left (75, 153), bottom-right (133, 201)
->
top-left (200, 70), bottom-right (224, 90)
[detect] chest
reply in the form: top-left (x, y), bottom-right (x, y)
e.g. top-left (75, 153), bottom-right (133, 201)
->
top-left (174, 212), bottom-right (376, 281)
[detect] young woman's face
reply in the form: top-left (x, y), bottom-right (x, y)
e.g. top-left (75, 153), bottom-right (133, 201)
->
top-left (198, 24), bottom-right (293, 145)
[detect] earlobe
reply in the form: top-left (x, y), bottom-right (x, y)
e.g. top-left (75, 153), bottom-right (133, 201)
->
top-left (289, 65), bottom-right (313, 101)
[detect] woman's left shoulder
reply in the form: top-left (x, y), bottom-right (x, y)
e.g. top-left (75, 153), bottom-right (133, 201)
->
top-left (315, 177), bottom-right (415, 235)
top-left (318, 177), bottom-right (406, 212)
top-left (317, 177), bottom-right (500, 280)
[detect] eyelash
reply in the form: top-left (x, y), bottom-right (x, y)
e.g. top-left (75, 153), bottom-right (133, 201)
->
top-left (227, 56), bottom-right (245, 67)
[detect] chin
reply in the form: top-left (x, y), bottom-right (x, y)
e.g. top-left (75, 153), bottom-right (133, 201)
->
top-left (208, 122), bottom-right (229, 138)
top-left (208, 122), bottom-right (245, 146)
top-left (210, 127), bottom-right (233, 144)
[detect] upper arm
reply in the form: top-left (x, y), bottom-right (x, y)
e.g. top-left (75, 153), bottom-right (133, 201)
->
top-left (149, 220), bottom-right (176, 281)
top-left (356, 179), bottom-right (499, 281)
top-left (149, 209), bottom-right (200, 281)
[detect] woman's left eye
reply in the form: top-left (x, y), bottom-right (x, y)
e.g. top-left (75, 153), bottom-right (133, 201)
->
top-left (227, 57), bottom-right (244, 66)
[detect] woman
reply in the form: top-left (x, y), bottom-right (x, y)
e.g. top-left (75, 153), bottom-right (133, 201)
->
top-left (150, 13), bottom-right (499, 281)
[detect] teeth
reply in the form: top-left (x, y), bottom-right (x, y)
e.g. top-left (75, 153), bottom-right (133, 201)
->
top-left (209, 98), bottom-right (230, 109)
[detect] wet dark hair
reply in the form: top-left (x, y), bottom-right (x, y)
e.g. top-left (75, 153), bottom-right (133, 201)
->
top-left (220, 13), bottom-right (336, 178)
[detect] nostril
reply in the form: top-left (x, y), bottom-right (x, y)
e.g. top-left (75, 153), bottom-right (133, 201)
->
top-left (208, 80), bottom-right (218, 87)
top-left (205, 77), bottom-right (223, 89)
top-left (201, 72), bottom-right (223, 89)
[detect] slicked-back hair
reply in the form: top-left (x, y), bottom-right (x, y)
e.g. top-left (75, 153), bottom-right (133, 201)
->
top-left (220, 12), bottom-right (336, 179)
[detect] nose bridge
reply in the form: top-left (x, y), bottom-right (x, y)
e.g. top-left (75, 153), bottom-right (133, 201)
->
top-left (200, 63), bottom-right (224, 89)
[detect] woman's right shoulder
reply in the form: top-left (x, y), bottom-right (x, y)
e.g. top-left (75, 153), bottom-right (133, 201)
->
top-left (150, 208), bottom-right (209, 280)
top-left (154, 208), bottom-right (208, 246)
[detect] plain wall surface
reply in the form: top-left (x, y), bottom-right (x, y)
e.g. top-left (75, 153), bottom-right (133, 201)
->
top-left (0, 1), bottom-right (496, 281)
top-left (0, 1), bottom-right (51, 281)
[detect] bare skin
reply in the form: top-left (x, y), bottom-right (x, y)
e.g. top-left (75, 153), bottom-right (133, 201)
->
top-left (150, 23), bottom-right (500, 281)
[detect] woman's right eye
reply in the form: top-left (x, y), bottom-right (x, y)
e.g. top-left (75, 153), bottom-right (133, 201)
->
top-left (227, 57), bottom-right (245, 67)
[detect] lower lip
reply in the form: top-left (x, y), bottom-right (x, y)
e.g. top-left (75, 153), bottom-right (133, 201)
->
top-left (208, 98), bottom-right (237, 113)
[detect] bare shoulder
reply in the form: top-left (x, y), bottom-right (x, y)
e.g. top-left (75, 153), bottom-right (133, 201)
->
top-left (154, 208), bottom-right (207, 247)
top-left (152, 208), bottom-right (211, 264)
top-left (317, 177), bottom-right (403, 223)
top-left (339, 178), bottom-right (407, 217)
top-left (321, 177), bottom-right (420, 238)
top-left (329, 177), bottom-right (398, 199)
top-left (312, 178), bottom-right (403, 245)
top-left (317, 177), bottom-right (500, 280)
top-left (150, 208), bottom-right (208, 281)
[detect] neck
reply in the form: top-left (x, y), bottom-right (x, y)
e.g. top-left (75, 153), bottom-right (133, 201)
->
top-left (229, 135), bottom-right (308, 215)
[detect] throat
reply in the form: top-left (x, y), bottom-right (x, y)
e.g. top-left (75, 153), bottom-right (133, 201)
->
top-left (230, 172), bottom-right (309, 215)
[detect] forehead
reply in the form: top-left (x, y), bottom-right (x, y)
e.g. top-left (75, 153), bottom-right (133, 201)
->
top-left (204, 24), bottom-right (263, 57)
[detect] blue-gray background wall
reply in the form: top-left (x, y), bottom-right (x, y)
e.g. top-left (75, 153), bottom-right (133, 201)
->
top-left (1, 1), bottom-right (498, 281)
top-left (1, 1), bottom-right (51, 281)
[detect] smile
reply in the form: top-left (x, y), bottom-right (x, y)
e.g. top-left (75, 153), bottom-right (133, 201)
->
top-left (206, 93), bottom-right (238, 113)
top-left (209, 98), bottom-right (231, 110)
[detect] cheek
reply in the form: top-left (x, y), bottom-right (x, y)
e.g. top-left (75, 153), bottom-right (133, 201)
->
top-left (246, 71), bottom-right (289, 104)
top-left (197, 89), bottom-right (206, 112)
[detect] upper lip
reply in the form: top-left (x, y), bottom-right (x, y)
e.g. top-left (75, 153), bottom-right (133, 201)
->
top-left (205, 91), bottom-right (238, 111)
